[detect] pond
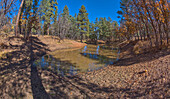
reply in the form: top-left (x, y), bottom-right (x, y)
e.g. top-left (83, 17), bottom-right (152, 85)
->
top-left (33, 44), bottom-right (120, 76)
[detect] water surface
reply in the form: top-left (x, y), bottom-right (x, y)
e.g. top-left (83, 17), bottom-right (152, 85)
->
top-left (34, 44), bottom-right (119, 76)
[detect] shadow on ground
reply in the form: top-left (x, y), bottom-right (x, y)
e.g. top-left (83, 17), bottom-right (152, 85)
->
top-left (114, 41), bottom-right (170, 66)
top-left (0, 36), bottom-right (50, 98)
top-left (0, 36), bottom-right (169, 98)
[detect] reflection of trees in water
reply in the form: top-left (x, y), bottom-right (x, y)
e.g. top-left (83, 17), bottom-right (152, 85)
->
top-left (34, 44), bottom-right (119, 76)
top-left (83, 45), bottom-right (87, 52)
top-left (34, 55), bottom-right (78, 76)
top-left (81, 52), bottom-right (114, 64)
top-left (96, 45), bottom-right (100, 54)
top-left (81, 45), bottom-right (119, 71)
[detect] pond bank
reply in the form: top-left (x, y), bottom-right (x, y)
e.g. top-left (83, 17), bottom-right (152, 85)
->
top-left (0, 36), bottom-right (169, 98)
top-left (81, 54), bottom-right (169, 98)
top-left (0, 36), bottom-right (88, 98)
top-left (78, 41), bottom-right (170, 98)
top-left (37, 40), bottom-right (170, 98)
top-left (0, 35), bottom-right (87, 59)
top-left (31, 35), bottom-right (87, 53)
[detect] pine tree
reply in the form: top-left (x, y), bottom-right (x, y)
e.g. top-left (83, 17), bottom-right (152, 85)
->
top-left (62, 5), bottom-right (69, 17)
top-left (69, 14), bottom-right (80, 39)
top-left (20, 0), bottom-right (41, 38)
top-left (22, 0), bottom-right (33, 38)
top-left (77, 5), bottom-right (89, 42)
top-left (89, 21), bottom-right (98, 44)
top-left (113, 21), bottom-right (119, 41)
top-left (94, 18), bottom-right (100, 40)
top-left (40, 0), bottom-right (58, 35)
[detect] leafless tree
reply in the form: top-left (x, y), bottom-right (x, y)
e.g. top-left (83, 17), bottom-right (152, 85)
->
top-left (15, 0), bottom-right (24, 37)
top-left (54, 13), bottom-right (71, 42)
top-left (0, 0), bottom-right (16, 30)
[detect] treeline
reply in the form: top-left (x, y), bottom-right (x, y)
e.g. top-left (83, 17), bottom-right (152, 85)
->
top-left (89, 18), bottom-right (119, 44)
top-left (117, 0), bottom-right (170, 47)
top-left (2, 0), bottom-right (169, 46)
top-left (0, 0), bottom-right (119, 43)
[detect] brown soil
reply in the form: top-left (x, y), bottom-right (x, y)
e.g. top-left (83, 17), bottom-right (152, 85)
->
top-left (0, 36), bottom-right (169, 98)
top-left (37, 35), bottom-right (87, 52)
top-left (78, 41), bottom-right (170, 98)
top-left (0, 35), bottom-right (86, 57)
top-left (0, 35), bottom-right (87, 99)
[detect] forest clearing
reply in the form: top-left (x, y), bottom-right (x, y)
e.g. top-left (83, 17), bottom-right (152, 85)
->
top-left (0, 0), bottom-right (170, 98)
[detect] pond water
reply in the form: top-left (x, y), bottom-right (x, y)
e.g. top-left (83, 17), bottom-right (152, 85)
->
top-left (33, 44), bottom-right (120, 76)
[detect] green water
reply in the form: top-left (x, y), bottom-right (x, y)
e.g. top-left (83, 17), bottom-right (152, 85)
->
top-left (33, 44), bottom-right (119, 76)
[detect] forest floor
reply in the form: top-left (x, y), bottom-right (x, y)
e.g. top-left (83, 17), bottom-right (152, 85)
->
top-left (0, 35), bottom-right (86, 56)
top-left (79, 41), bottom-right (170, 98)
top-left (0, 35), bottom-right (169, 98)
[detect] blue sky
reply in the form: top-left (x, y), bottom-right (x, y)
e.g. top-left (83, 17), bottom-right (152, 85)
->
top-left (58, 0), bottom-right (121, 22)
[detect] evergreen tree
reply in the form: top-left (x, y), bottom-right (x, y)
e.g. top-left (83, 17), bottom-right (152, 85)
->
top-left (105, 18), bottom-right (114, 43)
top-left (94, 17), bottom-right (100, 40)
top-left (69, 14), bottom-right (80, 39)
top-left (77, 5), bottom-right (89, 42)
top-left (40, 0), bottom-right (58, 35)
top-left (96, 17), bottom-right (115, 42)
top-left (89, 21), bottom-right (98, 44)
top-left (62, 5), bottom-right (69, 17)
top-left (113, 21), bottom-right (119, 41)
top-left (22, 0), bottom-right (34, 38)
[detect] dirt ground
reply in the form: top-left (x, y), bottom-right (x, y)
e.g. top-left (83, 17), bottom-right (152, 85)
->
top-left (0, 35), bottom-right (86, 57)
top-left (78, 41), bottom-right (170, 98)
top-left (0, 36), bottom-right (169, 98)
top-left (37, 35), bottom-right (87, 51)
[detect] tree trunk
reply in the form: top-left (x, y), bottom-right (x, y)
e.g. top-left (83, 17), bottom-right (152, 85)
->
top-left (19, 22), bottom-right (21, 35)
top-left (158, 23), bottom-right (163, 46)
top-left (15, 0), bottom-right (24, 37)
top-left (143, 0), bottom-right (158, 46)
top-left (47, 28), bottom-right (49, 35)
top-left (145, 24), bottom-right (152, 47)
top-left (80, 32), bottom-right (83, 43)
top-left (163, 23), bottom-right (169, 45)
top-left (139, 25), bottom-right (143, 40)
